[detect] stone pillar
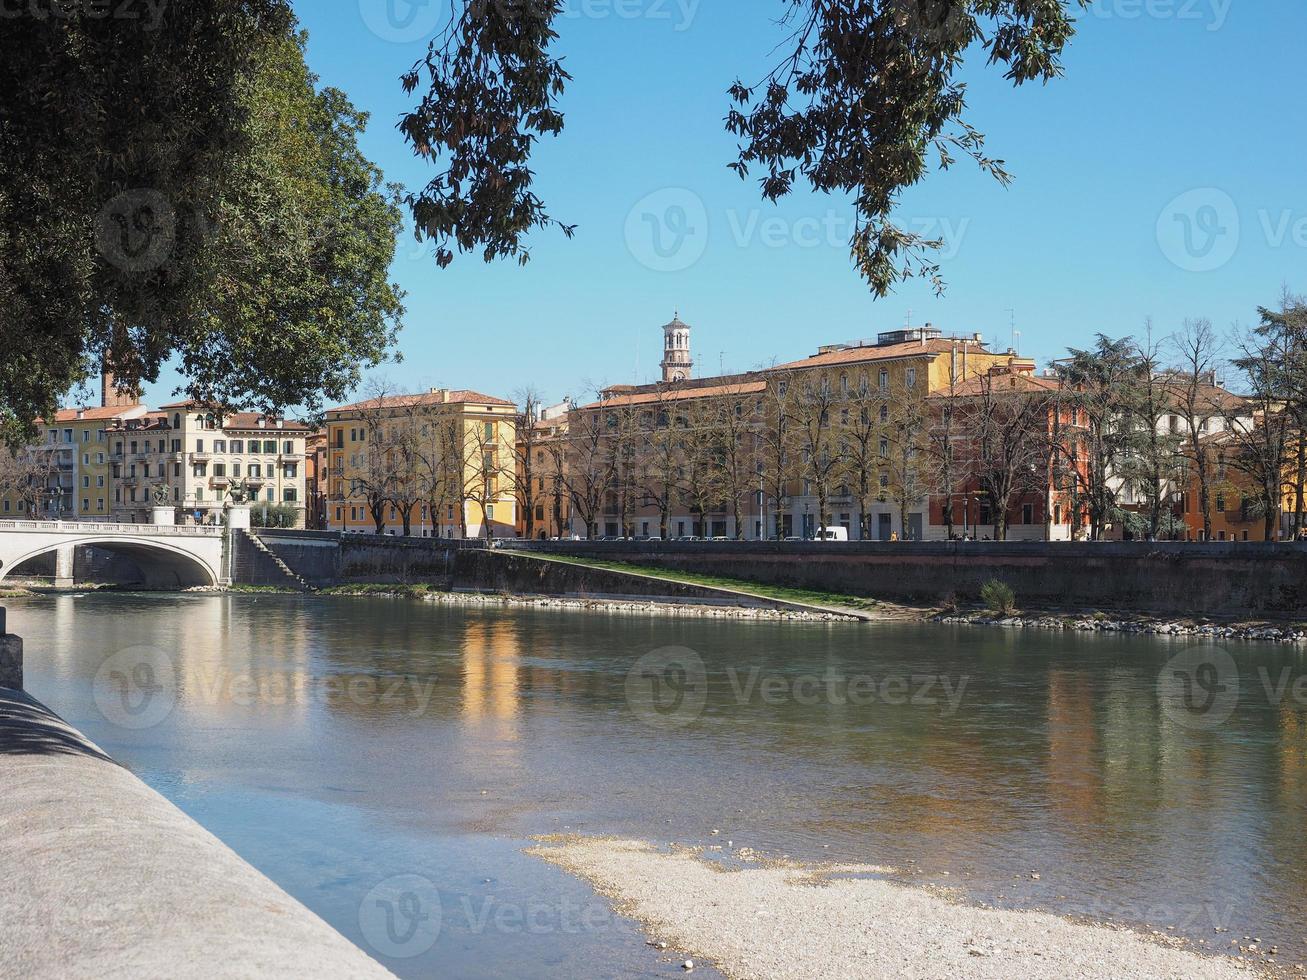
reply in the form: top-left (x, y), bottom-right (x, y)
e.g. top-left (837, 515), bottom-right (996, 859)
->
top-left (54, 545), bottom-right (74, 589)
top-left (226, 505), bottom-right (251, 531)
top-left (152, 506), bottom-right (175, 526)
top-left (0, 608), bottom-right (21, 691)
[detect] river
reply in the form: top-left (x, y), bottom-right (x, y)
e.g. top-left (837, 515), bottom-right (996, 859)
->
top-left (13, 592), bottom-right (1307, 974)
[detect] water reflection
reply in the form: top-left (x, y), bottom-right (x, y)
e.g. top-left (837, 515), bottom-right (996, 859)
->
top-left (13, 594), bottom-right (1307, 971)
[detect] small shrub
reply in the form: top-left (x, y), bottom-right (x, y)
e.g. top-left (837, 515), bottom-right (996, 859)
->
top-left (980, 579), bottom-right (1017, 616)
top-left (939, 591), bottom-right (959, 614)
top-left (1092, 610), bottom-right (1108, 622)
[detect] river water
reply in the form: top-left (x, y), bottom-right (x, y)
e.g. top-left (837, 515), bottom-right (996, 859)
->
top-left (14, 592), bottom-right (1307, 974)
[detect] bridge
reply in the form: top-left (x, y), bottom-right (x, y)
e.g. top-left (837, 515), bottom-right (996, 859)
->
top-left (0, 521), bottom-right (227, 589)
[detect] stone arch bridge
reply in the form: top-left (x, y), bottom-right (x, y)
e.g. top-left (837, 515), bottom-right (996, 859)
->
top-left (0, 521), bottom-right (227, 589)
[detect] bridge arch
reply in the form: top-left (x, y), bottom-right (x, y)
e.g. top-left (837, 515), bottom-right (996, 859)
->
top-left (0, 535), bottom-right (220, 589)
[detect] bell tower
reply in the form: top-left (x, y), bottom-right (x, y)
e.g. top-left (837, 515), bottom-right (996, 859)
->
top-left (659, 312), bottom-right (693, 383)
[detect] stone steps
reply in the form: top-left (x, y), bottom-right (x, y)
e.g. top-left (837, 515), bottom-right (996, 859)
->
top-left (243, 531), bottom-right (313, 592)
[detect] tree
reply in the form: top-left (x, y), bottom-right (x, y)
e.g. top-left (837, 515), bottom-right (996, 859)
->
top-left (1118, 328), bottom-right (1185, 540)
top-left (0, 442), bottom-right (59, 519)
top-left (416, 409), bottom-right (460, 539)
top-left (708, 389), bottom-right (760, 539)
top-left (1054, 336), bottom-right (1140, 540)
top-left (639, 390), bottom-right (687, 540)
top-left (563, 402), bottom-right (612, 539)
top-left (958, 373), bottom-right (1049, 541)
top-left (400, 1), bottom-right (1084, 296)
top-left (882, 377), bottom-right (933, 540)
top-left (1223, 298), bottom-right (1307, 541)
top-left (508, 388), bottom-right (545, 540)
top-left (791, 376), bottom-right (844, 538)
top-left (1165, 319), bottom-right (1225, 541)
top-left (836, 388), bottom-right (882, 542)
top-left (677, 398), bottom-right (723, 538)
top-left (758, 371), bottom-right (799, 539)
top-left (0, 8), bottom-right (404, 439)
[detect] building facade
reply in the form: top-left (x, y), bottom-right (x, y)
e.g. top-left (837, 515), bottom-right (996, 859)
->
top-left (324, 388), bottom-right (518, 538)
top-left (108, 404), bottom-right (309, 526)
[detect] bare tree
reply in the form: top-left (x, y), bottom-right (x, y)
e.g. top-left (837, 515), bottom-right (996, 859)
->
top-left (757, 369), bottom-right (798, 539)
top-left (562, 398), bottom-right (613, 539)
top-left (791, 374), bottom-right (844, 538)
top-left (882, 376), bottom-right (932, 540)
top-left (708, 387), bottom-right (760, 539)
top-left (0, 441), bottom-right (58, 518)
top-left (415, 407), bottom-right (460, 538)
top-left (639, 389), bottom-right (684, 539)
top-left (837, 379), bottom-right (881, 541)
top-left (461, 413), bottom-right (509, 539)
top-left (677, 397), bottom-right (721, 537)
top-left (1166, 318), bottom-right (1225, 540)
top-left (508, 387), bottom-right (545, 540)
top-left (957, 372), bottom-right (1050, 541)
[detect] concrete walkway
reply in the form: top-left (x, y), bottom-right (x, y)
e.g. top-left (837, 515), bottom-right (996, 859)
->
top-left (0, 688), bottom-right (393, 979)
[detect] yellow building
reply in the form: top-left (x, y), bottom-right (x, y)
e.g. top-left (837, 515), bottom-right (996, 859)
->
top-left (569, 320), bottom-right (1028, 540)
top-left (1, 376), bottom-right (147, 520)
top-left (324, 388), bottom-right (518, 538)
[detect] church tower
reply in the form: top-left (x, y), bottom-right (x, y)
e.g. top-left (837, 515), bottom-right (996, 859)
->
top-left (659, 312), bottom-right (693, 383)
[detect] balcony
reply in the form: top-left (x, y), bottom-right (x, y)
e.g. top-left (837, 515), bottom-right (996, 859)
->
top-left (190, 451), bottom-right (211, 462)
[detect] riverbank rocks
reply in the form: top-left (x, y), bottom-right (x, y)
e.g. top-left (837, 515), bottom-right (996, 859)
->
top-left (933, 611), bottom-right (1307, 643)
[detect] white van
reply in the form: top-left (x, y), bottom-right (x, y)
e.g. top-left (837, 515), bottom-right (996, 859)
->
top-left (815, 527), bottom-right (848, 542)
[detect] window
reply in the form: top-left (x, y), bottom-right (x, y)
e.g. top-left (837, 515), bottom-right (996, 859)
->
top-left (249, 463), bottom-right (261, 479)
top-left (486, 505), bottom-right (495, 520)
top-left (214, 463), bottom-right (226, 477)
top-left (1216, 493), bottom-right (1226, 512)
top-left (230, 439), bottom-right (243, 454)
top-left (906, 367), bottom-right (917, 389)
top-left (82, 476), bottom-right (89, 488)
top-left (233, 462), bottom-right (241, 478)
top-left (214, 439), bottom-right (226, 453)
top-left (195, 487), bottom-right (203, 501)
top-left (283, 463), bottom-right (298, 479)
top-left (195, 438), bottom-right (204, 453)
top-left (283, 488), bottom-right (297, 502)
top-left (879, 438), bottom-right (889, 458)
top-left (266, 488), bottom-right (274, 501)
top-left (880, 404), bottom-right (888, 422)
top-left (263, 440), bottom-right (276, 454)
top-left (1022, 503), bottom-right (1034, 525)
top-left (878, 369), bottom-right (889, 392)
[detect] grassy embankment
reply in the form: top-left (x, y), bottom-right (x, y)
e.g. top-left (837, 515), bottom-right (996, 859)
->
top-left (519, 552), bottom-right (882, 613)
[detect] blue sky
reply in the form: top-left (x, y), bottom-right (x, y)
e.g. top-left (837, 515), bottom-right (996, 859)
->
top-left (141, 1), bottom-right (1305, 409)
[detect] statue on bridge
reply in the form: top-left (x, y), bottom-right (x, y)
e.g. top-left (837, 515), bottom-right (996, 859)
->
top-left (226, 481), bottom-right (251, 505)
top-left (151, 484), bottom-right (171, 506)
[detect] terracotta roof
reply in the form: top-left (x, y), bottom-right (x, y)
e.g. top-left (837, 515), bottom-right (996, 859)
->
top-left (328, 390), bottom-right (515, 414)
top-left (773, 338), bottom-right (989, 371)
top-left (935, 371), bottom-right (1063, 398)
top-left (38, 405), bottom-right (145, 424)
top-left (578, 380), bottom-right (767, 411)
top-left (221, 412), bottom-right (311, 432)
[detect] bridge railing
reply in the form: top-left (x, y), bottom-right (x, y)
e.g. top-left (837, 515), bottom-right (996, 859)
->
top-left (0, 520), bottom-right (223, 537)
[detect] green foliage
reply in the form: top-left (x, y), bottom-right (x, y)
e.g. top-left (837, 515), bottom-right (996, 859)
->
top-left (250, 502), bottom-right (301, 529)
top-left (0, 7), bottom-right (403, 439)
top-left (400, 0), bottom-right (574, 268)
top-left (980, 578), bottom-right (1016, 616)
top-left (399, 1), bottom-right (1084, 293)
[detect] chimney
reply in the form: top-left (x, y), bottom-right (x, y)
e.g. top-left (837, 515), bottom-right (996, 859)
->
top-left (973, 332), bottom-right (983, 343)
